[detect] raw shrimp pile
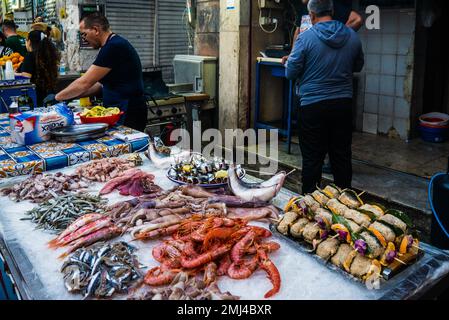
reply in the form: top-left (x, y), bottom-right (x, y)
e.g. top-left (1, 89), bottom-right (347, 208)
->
top-left (141, 215), bottom-right (282, 299)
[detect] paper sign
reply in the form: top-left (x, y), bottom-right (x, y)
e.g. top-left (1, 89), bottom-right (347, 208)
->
top-left (227, 0), bottom-right (235, 9)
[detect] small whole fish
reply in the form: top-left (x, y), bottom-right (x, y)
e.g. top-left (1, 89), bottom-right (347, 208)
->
top-left (61, 242), bottom-right (142, 299)
top-left (49, 213), bottom-right (105, 247)
top-left (59, 226), bottom-right (121, 259)
top-left (23, 193), bottom-right (107, 232)
top-left (50, 216), bottom-right (113, 248)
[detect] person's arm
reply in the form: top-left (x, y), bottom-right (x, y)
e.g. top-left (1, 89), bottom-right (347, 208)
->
top-left (55, 65), bottom-right (110, 101)
top-left (282, 27), bottom-right (301, 65)
top-left (78, 82), bottom-right (103, 98)
top-left (15, 71), bottom-right (32, 78)
top-left (285, 36), bottom-right (306, 80)
top-left (346, 11), bottom-right (363, 31)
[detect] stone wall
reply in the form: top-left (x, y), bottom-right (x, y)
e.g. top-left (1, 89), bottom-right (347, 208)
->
top-left (194, 0), bottom-right (220, 57)
top-left (218, 0), bottom-right (252, 132)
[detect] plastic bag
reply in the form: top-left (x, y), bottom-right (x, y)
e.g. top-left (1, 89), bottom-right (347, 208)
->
top-left (10, 103), bottom-right (75, 145)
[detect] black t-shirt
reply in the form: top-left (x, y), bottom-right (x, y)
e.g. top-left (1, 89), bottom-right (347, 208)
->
top-left (288, 0), bottom-right (352, 26)
top-left (288, 0), bottom-right (308, 27)
top-left (18, 51), bottom-right (34, 74)
top-left (333, 0), bottom-right (352, 25)
top-left (93, 34), bottom-right (144, 103)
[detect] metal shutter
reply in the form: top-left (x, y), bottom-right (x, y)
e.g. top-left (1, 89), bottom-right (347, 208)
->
top-left (106, 0), bottom-right (155, 68)
top-left (157, 0), bottom-right (189, 82)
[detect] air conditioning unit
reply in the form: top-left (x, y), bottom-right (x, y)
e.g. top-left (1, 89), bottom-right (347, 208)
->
top-left (173, 55), bottom-right (217, 99)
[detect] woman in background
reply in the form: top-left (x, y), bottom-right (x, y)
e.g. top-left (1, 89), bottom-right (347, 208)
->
top-left (16, 30), bottom-right (60, 107)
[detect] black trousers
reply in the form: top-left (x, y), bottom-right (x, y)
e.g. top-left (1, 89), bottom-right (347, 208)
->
top-left (298, 98), bottom-right (353, 194)
top-left (124, 98), bottom-right (148, 132)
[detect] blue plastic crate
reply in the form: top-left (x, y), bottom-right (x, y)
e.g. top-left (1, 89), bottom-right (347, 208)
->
top-left (0, 84), bottom-right (37, 113)
top-left (0, 253), bottom-right (19, 300)
top-left (0, 76), bottom-right (31, 87)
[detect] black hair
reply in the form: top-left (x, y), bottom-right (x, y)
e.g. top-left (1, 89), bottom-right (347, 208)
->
top-left (27, 30), bottom-right (61, 94)
top-left (81, 12), bottom-right (110, 31)
top-left (2, 19), bottom-right (17, 30)
top-left (0, 31), bottom-right (6, 46)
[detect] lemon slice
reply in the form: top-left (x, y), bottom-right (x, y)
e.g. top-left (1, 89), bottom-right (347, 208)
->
top-left (108, 107), bottom-right (121, 115)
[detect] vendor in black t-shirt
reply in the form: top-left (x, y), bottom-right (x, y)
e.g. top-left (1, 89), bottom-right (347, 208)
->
top-left (283, 0), bottom-right (363, 64)
top-left (55, 12), bottom-right (147, 132)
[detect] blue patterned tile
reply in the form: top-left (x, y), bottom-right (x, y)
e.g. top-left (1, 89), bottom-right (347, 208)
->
top-left (78, 140), bottom-right (101, 146)
top-left (102, 139), bottom-right (123, 147)
top-left (63, 146), bottom-right (88, 154)
top-left (4, 146), bottom-right (28, 154)
top-left (0, 154), bottom-right (11, 161)
top-left (15, 154), bottom-right (41, 163)
top-left (45, 155), bottom-right (68, 171)
top-left (131, 139), bottom-right (149, 152)
top-left (67, 151), bottom-right (91, 166)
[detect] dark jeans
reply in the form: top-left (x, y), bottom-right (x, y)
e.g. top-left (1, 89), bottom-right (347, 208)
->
top-left (124, 98), bottom-right (148, 132)
top-left (298, 98), bottom-right (353, 194)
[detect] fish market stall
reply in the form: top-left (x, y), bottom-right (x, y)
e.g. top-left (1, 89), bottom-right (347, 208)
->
top-left (0, 113), bottom-right (148, 179)
top-left (0, 153), bottom-right (449, 300)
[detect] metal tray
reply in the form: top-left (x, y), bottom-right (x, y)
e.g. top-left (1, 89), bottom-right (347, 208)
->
top-left (50, 123), bottom-right (108, 136)
top-left (269, 223), bottom-right (424, 285)
top-left (166, 169), bottom-right (246, 189)
top-left (50, 124), bottom-right (108, 142)
top-left (52, 131), bottom-right (107, 143)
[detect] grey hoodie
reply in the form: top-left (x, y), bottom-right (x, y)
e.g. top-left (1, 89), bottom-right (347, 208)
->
top-left (286, 20), bottom-right (364, 106)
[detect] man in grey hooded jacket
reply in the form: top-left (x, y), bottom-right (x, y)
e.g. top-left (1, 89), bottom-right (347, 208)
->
top-left (286, 0), bottom-right (364, 194)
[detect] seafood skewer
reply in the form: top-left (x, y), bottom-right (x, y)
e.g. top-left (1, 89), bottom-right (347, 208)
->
top-left (277, 185), bottom-right (419, 283)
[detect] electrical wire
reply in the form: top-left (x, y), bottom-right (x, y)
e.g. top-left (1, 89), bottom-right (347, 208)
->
top-left (428, 173), bottom-right (449, 239)
top-left (182, 8), bottom-right (194, 54)
top-left (257, 0), bottom-right (278, 34)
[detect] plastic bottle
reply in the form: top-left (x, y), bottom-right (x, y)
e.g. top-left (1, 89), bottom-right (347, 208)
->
top-left (4, 61), bottom-right (15, 80)
top-left (8, 96), bottom-right (20, 131)
top-left (59, 63), bottom-right (66, 75)
top-left (8, 96), bottom-right (19, 114)
top-left (18, 94), bottom-right (33, 112)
